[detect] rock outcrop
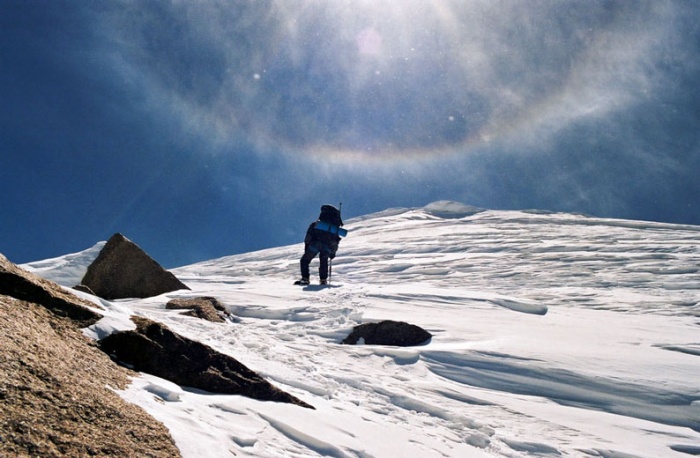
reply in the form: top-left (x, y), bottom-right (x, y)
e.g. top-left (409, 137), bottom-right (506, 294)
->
top-left (0, 254), bottom-right (181, 457)
top-left (99, 316), bottom-right (314, 409)
top-left (0, 253), bottom-right (101, 327)
top-left (80, 233), bottom-right (189, 299)
top-left (342, 320), bottom-right (432, 347)
top-left (166, 296), bottom-right (230, 323)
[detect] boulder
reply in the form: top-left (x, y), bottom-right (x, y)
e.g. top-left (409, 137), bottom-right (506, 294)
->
top-left (342, 320), bottom-right (432, 347)
top-left (99, 317), bottom-right (313, 409)
top-left (0, 253), bottom-right (101, 327)
top-left (166, 296), bottom-right (230, 323)
top-left (81, 233), bottom-right (189, 299)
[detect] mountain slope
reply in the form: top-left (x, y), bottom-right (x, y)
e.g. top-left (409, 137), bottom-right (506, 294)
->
top-left (24, 202), bottom-right (700, 457)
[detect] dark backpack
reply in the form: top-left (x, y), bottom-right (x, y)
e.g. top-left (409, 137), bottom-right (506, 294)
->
top-left (318, 204), bottom-right (343, 227)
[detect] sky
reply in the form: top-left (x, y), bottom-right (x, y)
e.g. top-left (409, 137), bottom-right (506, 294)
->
top-left (2, 0), bottom-right (700, 268)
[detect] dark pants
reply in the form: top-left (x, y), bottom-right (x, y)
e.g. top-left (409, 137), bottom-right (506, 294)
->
top-left (300, 245), bottom-right (330, 280)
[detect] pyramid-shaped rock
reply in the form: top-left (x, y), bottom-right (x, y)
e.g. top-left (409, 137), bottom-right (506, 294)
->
top-left (81, 233), bottom-right (189, 299)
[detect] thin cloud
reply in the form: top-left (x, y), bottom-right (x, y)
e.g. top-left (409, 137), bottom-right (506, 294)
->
top-left (97, 1), bottom-right (686, 160)
top-left (90, 0), bottom-right (700, 230)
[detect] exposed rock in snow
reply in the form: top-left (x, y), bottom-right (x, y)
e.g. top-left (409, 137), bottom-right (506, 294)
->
top-left (73, 283), bottom-right (97, 295)
top-left (166, 296), bottom-right (230, 323)
top-left (81, 233), bottom-right (189, 299)
top-left (0, 254), bottom-right (180, 457)
top-left (99, 316), bottom-right (314, 409)
top-left (0, 253), bottom-right (101, 326)
top-left (342, 320), bottom-right (432, 346)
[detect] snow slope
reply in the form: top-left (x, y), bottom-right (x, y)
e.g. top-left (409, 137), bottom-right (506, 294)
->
top-left (23, 201), bottom-right (700, 457)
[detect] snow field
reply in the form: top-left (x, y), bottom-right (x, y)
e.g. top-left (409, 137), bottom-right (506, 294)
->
top-left (24, 203), bottom-right (700, 457)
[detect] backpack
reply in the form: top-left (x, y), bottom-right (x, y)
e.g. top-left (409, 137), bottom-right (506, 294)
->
top-left (318, 204), bottom-right (343, 227)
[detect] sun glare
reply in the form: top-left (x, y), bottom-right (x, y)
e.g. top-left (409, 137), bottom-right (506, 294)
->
top-left (107, 1), bottom-right (677, 165)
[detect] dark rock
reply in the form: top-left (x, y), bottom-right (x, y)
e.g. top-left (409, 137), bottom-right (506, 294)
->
top-left (342, 320), bottom-right (432, 347)
top-left (81, 233), bottom-right (189, 299)
top-left (73, 284), bottom-right (96, 295)
top-left (0, 253), bottom-right (101, 327)
top-left (99, 317), bottom-right (314, 409)
top-left (166, 297), bottom-right (229, 323)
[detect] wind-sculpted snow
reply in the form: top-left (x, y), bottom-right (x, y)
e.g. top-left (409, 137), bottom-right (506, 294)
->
top-left (22, 241), bottom-right (104, 286)
top-left (422, 350), bottom-right (700, 432)
top-left (23, 204), bottom-right (700, 457)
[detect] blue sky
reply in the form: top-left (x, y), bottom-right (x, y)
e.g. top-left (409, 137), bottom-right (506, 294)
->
top-left (2, 1), bottom-right (699, 268)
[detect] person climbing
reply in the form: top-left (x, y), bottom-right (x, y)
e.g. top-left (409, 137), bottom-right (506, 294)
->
top-left (295, 204), bottom-right (346, 285)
